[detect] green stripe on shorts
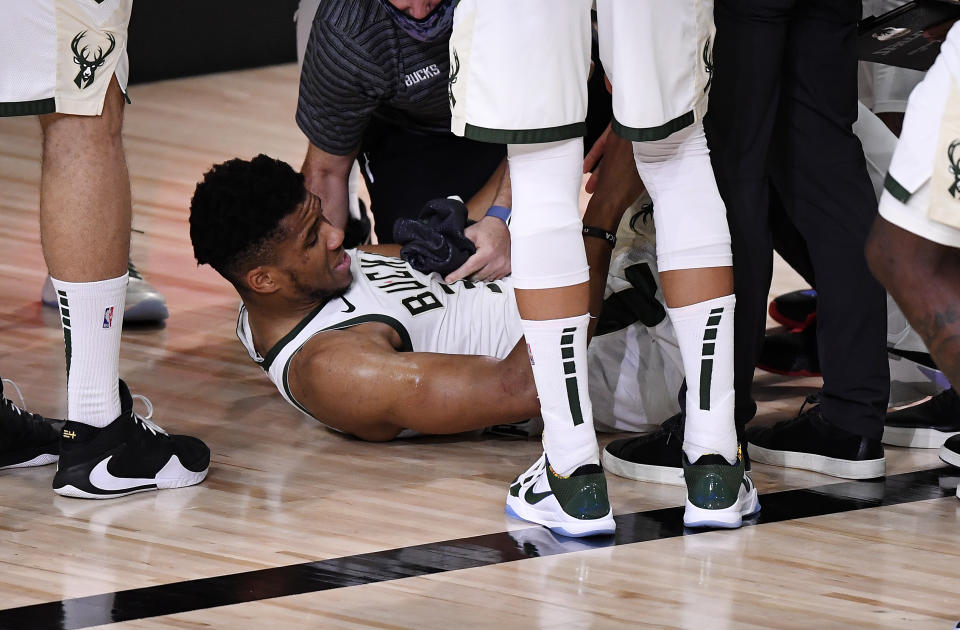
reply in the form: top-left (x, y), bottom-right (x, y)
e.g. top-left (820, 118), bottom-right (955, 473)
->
top-left (612, 111), bottom-right (695, 142)
top-left (884, 173), bottom-right (912, 204)
top-left (464, 122), bottom-right (586, 145)
top-left (0, 98), bottom-right (56, 117)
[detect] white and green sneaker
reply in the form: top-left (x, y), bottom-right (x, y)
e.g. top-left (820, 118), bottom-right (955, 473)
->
top-left (505, 453), bottom-right (616, 538)
top-left (682, 445), bottom-right (760, 529)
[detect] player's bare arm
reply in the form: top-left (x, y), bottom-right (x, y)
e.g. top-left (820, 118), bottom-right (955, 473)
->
top-left (301, 142), bottom-right (358, 230)
top-left (287, 324), bottom-right (538, 441)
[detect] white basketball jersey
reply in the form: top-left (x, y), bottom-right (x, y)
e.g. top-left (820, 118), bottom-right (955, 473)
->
top-left (236, 249), bottom-right (523, 418)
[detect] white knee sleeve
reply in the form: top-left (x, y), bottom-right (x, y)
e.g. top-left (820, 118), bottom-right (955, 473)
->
top-left (632, 123), bottom-right (732, 272)
top-left (508, 139), bottom-right (589, 290)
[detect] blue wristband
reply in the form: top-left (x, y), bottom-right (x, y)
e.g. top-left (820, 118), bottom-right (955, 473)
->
top-left (484, 205), bottom-right (511, 223)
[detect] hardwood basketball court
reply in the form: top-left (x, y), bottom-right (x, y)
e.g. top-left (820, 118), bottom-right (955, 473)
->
top-left (0, 65), bottom-right (957, 629)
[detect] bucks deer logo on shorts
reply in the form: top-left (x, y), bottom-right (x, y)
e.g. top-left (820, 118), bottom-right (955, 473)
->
top-left (448, 49), bottom-right (460, 108)
top-left (948, 139), bottom-right (960, 200)
top-left (71, 31), bottom-right (116, 90)
top-left (702, 38), bottom-right (714, 94)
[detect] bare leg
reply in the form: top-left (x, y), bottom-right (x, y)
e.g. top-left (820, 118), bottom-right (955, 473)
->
top-left (39, 78), bottom-right (130, 280)
top-left (867, 216), bottom-right (960, 388)
top-left (660, 267), bottom-right (734, 308)
top-left (515, 283), bottom-right (589, 320)
top-left (39, 77), bottom-right (129, 426)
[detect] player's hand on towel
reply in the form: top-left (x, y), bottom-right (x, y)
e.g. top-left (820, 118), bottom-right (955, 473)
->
top-left (444, 216), bottom-right (511, 283)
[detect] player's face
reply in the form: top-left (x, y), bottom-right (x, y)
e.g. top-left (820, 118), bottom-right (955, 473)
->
top-left (275, 192), bottom-right (353, 301)
top-left (387, 0), bottom-right (442, 19)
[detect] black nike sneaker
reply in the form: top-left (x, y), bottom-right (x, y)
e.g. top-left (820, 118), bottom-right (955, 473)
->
top-left (747, 395), bottom-right (885, 479)
top-left (883, 388), bottom-right (960, 448)
top-left (53, 380), bottom-right (209, 499)
top-left (0, 378), bottom-right (62, 470)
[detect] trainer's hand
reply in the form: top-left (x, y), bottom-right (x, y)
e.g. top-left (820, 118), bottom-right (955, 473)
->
top-left (444, 216), bottom-right (511, 283)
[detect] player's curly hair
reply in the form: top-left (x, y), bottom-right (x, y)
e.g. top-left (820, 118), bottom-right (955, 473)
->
top-left (190, 154), bottom-right (306, 288)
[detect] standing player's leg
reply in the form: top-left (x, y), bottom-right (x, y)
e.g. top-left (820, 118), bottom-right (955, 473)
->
top-left (865, 23), bottom-right (960, 498)
top-left (597, 0), bottom-right (756, 528)
top-left (450, 0), bottom-right (614, 536)
top-left (867, 23), bottom-right (960, 393)
top-left (40, 78), bottom-right (130, 427)
top-left (0, 0), bottom-right (210, 497)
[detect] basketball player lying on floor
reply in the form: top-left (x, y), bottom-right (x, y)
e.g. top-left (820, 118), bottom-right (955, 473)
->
top-left (189, 153), bottom-right (682, 441)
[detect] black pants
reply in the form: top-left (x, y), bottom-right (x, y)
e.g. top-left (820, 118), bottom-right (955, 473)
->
top-left (357, 119), bottom-right (506, 243)
top-left (706, 0), bottom-right (889, 438)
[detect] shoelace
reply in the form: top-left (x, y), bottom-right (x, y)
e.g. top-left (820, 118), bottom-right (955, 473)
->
top-left (661, 413), bottom-right (684, 444)
top-left (0, 378), bottom-right (56, 443)
top-left (1, 378), bottom-right (28, 416)
top-left (799, 392), bottom-right (822, 416)
top-left (772, 392), bottom-right (824, 432)
top-left (130, 392), bottom-right (167, 436)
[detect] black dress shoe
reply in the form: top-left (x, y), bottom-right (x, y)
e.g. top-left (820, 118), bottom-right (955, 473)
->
top-left (884, 388), bottom-right (960, 448)
top-left (603, 413), bottom-right (751, 485)
top-left (747, 395), bottom-right (885, 479)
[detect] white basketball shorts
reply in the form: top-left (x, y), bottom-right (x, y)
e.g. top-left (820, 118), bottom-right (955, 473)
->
top-left (0, 0), bottom-right (131, 117)
top-left (879, 22), bottom-right (960, 248)
top-left (449, 0), bottom-right (714, 143)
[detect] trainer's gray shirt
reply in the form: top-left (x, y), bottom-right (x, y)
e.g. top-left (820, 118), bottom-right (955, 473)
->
top-left (296, 0), bottom-right (453, 156)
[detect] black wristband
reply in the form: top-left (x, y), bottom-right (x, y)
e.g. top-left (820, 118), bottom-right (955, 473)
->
top-left (582, 225), bottom-right (616, 248)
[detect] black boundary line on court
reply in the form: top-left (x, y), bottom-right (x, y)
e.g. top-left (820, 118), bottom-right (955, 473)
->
top-left (0, 467), bottom-right (955, 630)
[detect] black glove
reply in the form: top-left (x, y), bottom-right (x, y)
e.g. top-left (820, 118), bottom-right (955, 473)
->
top-left (393, 197), bottom-right (477, 276)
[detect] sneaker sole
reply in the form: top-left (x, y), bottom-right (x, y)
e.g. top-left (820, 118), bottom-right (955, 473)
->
top-left (941, 445), bottom-right (960, 468)
top-left (748, 442), bottom-right (885, 479)
top-left (883, 426), bottom-right (960, 449)
top-left (683, 486), bottom-right (760, 529)
top-left (54, 468), bottom-right (207, 499)
top-left (54, 460), bottom-right (208, 500)
top-left (0, 453), bottom-right (59, 470)
top-left (601, 449), bottom-right (684, 486)
top-left (505, 495), bottom-right (615, 538)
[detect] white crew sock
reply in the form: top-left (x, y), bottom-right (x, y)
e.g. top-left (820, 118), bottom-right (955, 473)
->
top-left (667, 293), bottom-right (738, 463)
top-left (522, 313), bottom-right (599, 476)
top-left (51, 273), bottom-right (127, 427)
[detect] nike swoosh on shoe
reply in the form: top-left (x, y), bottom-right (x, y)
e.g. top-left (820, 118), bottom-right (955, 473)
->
top-left (524, 486), bottom-right (552, 504)
top-left (88, 456), bottom-right (158, 492)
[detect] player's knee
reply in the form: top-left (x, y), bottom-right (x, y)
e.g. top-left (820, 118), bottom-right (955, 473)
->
top-left (631, 122), bottom-right (709, 170)
top-left (637, 123), bottom-right (732, 272)
top-left (507, 138), bottom-right (589, 289)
